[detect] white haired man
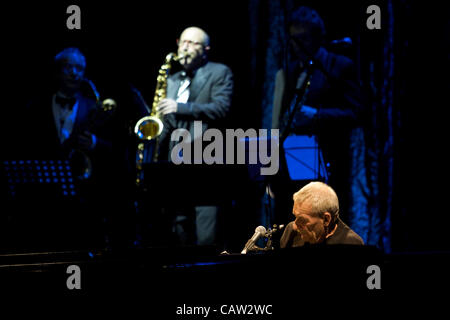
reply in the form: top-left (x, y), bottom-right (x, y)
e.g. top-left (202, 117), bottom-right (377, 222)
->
top-left (280, 181), bottom-right (364, 247)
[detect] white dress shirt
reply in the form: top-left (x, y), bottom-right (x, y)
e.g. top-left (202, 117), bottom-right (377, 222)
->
top-left (52, 93), bottom-right (79, 144)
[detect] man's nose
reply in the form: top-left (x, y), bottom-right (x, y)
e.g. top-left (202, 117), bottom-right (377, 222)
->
top-left (64, 66), bottom-right (76, 76)
top-left (180, 41), bottom-right (189, 51)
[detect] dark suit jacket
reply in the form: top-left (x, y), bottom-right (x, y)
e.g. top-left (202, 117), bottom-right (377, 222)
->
top-left (280, 218), bottom-right (364, 248)
top-left (279, 47), bottom-right (363, 178)
top-left (22, 93), bottom-right (112, 160)
top-left (280, 47), bottom-right (362, 133)
top-left (159, 61), bottom-right (234, 161)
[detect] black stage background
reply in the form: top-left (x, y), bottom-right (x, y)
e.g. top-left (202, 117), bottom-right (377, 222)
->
top-left (0, 0), bottom-right (449, 309)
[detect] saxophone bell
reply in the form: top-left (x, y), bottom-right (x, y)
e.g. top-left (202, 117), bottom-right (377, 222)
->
top-left (134, 116), bottom-right (164, 140)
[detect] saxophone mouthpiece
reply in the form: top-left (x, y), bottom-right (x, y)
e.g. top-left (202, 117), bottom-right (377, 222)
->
top-left (177, 53), bottom-right (188, 61)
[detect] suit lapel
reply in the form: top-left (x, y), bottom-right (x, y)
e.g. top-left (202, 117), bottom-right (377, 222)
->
top-left (73, 95), bottom-right (96, 133)
top-left (74, 96), bottom-right (87, 131)
top-left (188, 63), bottom-right (211, 102)
top-left (47, 95), bottom-right (57, 133)
top-left (167, 73), bottom-right (182, 100)
top-left (47, 95), bottom-right (61, 145)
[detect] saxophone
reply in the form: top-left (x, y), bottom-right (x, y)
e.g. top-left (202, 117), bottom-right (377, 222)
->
top-left (69, 79), bottom-right (117, 180)
top-left (134, 52), bottom-right (185, 141)
top-left (134, 52), bottom-right (184, 185)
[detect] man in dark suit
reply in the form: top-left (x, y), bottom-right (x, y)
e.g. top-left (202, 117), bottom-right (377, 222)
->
top-left (19, 47), bottom-right (116, 250)
top-left (155, 26), bottom-right (234, 246)
top-left (271, 7), bottom-right (364, 225)
top-left (25, 47), bottom-right (112, 164)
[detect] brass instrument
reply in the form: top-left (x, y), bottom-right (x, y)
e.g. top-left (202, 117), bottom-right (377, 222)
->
top-left (69, 79), bottom-right (117, 180)
top-left (134, 52), bottom-right (184, 141)
top-left (134, 52), bottom-right (184, 186)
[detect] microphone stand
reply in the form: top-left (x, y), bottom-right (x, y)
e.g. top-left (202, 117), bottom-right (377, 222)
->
top-left (280, 39), bottom-right (337, 183)
top-left (263, 224), bottom-right (284, 251)
top-left (280, 59), bottom-right (314, 145)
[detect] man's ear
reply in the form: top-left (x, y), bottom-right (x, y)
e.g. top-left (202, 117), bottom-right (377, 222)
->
top-left (202, 46), bottom-right (210, 60)
top-left (323, 212), bottom-right (332, 227)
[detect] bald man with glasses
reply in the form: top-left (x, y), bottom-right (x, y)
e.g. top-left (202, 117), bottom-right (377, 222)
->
top-left (155, 26), bottom-right (234, 247)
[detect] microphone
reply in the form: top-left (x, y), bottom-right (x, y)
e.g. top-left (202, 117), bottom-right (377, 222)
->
top-left (241, 226), bottom-right (267, 254)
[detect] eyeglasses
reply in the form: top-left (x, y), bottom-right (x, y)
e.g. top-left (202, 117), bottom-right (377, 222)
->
top-left (177, 39), bottom-right (204, 48)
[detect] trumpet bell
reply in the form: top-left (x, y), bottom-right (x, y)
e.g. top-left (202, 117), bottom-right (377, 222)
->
top-left (134, 116), bottom-right (164, 140)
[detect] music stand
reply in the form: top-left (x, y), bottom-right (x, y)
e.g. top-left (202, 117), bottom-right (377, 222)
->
top-left (1, 159), bottom-right (83, 252)
top-left (2, 159), bottom-right (79, 199)
top-left (282, 135), bottom-right (328, 182)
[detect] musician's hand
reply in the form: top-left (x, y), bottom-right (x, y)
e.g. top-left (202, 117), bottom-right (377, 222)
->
top-left (300, 105), bottom-right (318, 120)
top-left (156, 98), bottom-right (178, 115)
top-left (76, 131), bottom-right (96, 150)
